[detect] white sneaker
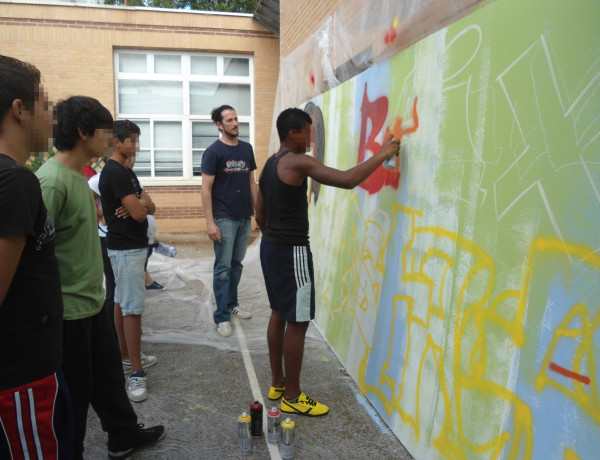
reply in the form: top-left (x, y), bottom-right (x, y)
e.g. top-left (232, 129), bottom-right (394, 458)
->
top-left (128, 371), bottom-right (147, 402)
top-left (122, 353), bottom-right (158, 374)
top-left (217, 321), bottom-right (232, 337)
top-left (231, 306), bottom-right (252, 319)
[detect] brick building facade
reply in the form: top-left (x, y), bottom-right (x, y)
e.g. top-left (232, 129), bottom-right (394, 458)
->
top-left (0, 0), bottom-right (279, 232)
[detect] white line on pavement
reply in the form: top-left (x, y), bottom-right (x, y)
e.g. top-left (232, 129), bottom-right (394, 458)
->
top-left (235, 317), bottom-right (282, 460)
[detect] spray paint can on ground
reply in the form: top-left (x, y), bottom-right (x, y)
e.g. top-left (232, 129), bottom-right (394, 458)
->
top-left (280, 417), bottom-right (295, 458)
top-left (238, 411), bottom-right (251, 452)
top-left (267, 406), bottom-right (281, 444)
top-left (250, 401), bottom-right (263, 437)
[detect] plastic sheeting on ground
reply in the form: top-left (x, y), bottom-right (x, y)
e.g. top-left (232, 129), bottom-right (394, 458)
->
top-left (141, 237), bottom-right (325, 352)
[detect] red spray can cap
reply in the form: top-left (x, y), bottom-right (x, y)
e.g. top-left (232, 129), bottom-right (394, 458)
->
top-left (251, 401), bottom-right (263, 410)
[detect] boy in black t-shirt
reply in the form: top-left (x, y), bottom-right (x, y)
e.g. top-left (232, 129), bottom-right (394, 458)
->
top-left (0, 55), bottom-right (73, 459)
top-left (99, 120), bottom-right (158, 402)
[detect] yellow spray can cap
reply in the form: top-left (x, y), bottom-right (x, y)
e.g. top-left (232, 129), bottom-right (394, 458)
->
top-left (239, 411), bottom-right (251, 422)
top-left (282, 418), bottom-right (294, 429)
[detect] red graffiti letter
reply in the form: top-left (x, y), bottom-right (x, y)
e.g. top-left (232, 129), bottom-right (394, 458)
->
top-left (357, 83), bottom-right (389, 194)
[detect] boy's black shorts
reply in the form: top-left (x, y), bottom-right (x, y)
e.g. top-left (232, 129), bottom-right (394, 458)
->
top-left (260, 241), bottom-right (315, 322)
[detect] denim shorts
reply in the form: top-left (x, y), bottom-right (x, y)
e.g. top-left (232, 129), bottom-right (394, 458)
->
top-left (108, 248), bottom-right (146, 316)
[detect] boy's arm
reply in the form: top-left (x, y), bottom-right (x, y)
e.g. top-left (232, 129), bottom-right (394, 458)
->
top-left (255, 189), bottom-right (266, 234)
top-left (0, 234), bottom-right (26, 307)
top-left (299, 134), bottom-right (400, 189)
top-left (201, 174), bottom-right (221, 243)
top-left (120, 194), bottom-right (152, 223)
top-left (140, 190), bottom-right (156, 215)
top-left (118, 184), bottom-right (155, 223)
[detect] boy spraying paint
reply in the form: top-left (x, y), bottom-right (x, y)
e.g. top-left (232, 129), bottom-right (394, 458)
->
top-left (256, 108), bottom-right (400, 416)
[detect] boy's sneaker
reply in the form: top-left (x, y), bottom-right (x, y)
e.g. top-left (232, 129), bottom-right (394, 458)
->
top-left (108, 423), bottom-right (165, 459)
top-left (268, 384), bottom-right (286, 400)
top-left (231, 306), bottom-right (252, 319)
top-left (281, 392), bottom-right (329, 417)
top-left (128, 370), bottom-right (147, 402)
top-left (217, 321), bottom-right (232, 337)
top-left (145, 281), bottom-right (165, 290)
top-left (122, 352), bottom-right (158, 374)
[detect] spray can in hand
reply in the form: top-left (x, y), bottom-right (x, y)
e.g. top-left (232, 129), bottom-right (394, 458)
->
top-left (250, 401), bottom-right (263, 437)
top-left (238, 411), bottom-right (251, 452)
top-left (382, 153), bottom-right (398, 170)
top-left (267, 406), bottom-right (281, 444)
top-left (280, 417), bottom-right (295, 458)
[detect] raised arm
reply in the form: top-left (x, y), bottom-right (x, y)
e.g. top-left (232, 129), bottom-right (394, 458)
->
top-left (297, 134), bottom-right (400, 189)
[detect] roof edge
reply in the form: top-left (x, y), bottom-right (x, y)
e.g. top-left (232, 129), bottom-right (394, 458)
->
top-left (0, 0), bottom-right (254, 17)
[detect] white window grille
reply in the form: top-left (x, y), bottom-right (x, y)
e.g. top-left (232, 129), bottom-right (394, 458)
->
top-left (115, 51), bottom-right (253, 182)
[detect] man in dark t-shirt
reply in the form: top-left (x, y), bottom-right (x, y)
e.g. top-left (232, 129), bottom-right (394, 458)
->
top-left (0, 55), bottom-right (73, 459)
top-left (201, 105), bottom-right (257, 337)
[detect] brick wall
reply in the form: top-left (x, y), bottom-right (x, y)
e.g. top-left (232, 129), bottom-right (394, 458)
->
top-left (145, 186), bottom-right (204, 233)
top-left (280, 0), bottom-right (345, 57)
top-left (0, 1), bottom-right (279, 233)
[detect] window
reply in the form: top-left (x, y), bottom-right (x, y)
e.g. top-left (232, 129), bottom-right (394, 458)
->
top-left (115, 51), bottom-right (253, 182)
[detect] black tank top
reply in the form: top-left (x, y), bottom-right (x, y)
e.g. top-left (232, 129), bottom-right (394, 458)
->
top-left (259, 150), bottom-right (309, 245)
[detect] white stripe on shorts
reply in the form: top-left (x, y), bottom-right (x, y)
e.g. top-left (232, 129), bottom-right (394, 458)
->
top-left (28, 388), bottom-right (43, 460)
top-left (14, 391), bottom-right (30, 460)
top-left (293, 246), bottom-right (309, 288)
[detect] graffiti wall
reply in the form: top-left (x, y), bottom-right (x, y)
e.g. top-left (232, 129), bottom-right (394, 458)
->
top-left (304, 0), bottom-right (599, 458)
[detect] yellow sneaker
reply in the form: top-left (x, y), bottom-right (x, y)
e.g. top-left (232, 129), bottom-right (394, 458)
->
top-left (281, 392), bottom-right (329, 417)
top-left (268, 384), bottom-right (286, 400)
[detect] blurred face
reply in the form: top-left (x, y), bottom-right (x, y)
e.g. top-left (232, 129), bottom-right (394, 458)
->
top-left (121, 133), bottom-right (139, 157)
top-left (125, 150), bottom-right (136, 169)
top-left (88, 128), bottom-right (112, 158)
top-left (115, 132), bottom-right (139, 161)
top-left (29, 85), bottom-right (54, 153)
top-left (217, 109), bottom-right (239, 138)
top-left (293, 123), bottom-right (312, 153)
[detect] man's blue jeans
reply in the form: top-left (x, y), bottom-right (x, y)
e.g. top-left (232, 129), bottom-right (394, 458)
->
top-left (213, 217), bottom-right (252, 324)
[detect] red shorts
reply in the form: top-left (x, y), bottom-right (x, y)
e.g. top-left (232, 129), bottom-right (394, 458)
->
top-left (0, 372), bottom-right (72, 460)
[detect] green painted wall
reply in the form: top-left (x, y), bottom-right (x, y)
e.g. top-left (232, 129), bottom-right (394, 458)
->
top-left (305, 0), bottom-right (599, 458)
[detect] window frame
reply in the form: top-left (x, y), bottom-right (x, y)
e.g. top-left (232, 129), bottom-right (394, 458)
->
top-left (114, 50), bottom-right (254, 185)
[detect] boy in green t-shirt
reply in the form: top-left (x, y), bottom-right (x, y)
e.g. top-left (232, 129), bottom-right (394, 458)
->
top-left (36, 96), bottom-right (164, 460)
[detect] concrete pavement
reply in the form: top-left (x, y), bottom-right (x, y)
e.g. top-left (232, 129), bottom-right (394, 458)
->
top-left (83, 233), bottom-right (414, 459)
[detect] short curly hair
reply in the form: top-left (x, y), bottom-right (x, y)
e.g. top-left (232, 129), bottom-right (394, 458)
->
top-left (54, 96), bottom-right (113, 151)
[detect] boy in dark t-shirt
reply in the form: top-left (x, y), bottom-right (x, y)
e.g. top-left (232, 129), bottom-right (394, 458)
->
top-left (99, 120), bottom-right (157, 403)
top-left (256, 108), bottom-right (400, 417)
top-left (0, 55), bottom-right (73, 459)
